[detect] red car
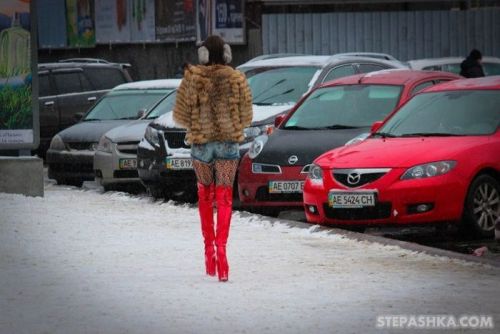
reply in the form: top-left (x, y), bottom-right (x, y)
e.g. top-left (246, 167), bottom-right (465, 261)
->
top-left (238, 70), bottom-right (460, 215)
top-left (303, 76), bottom-right (500, 236)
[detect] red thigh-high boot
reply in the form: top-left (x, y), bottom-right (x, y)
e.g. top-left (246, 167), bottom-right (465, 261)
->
top-left (198, 183), bottom-right (216, 276)
top-left (215, 185), bottom-right (233, 282)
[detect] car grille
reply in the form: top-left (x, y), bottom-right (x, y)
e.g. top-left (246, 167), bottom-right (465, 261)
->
top-left (163, 131), bottom-right (189, 149)
top-left (322, 202), bottom-right (392, 220)
top-left (67, 142), bottom-right (96, 151)
top-left (332, 168), bottom-right (390, 188)
top-left (255, 186), bottom-right (303, 202)
top-left (113, 170), bottom-right (138, 178)
top-left (117, 141), bottom-right (139, 155)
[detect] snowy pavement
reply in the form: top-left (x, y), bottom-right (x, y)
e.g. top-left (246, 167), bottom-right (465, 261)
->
top-left (1, 182), bottom-right (499, 334)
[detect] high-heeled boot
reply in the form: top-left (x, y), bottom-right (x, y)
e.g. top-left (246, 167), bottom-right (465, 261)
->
top-left (215, 185), bottom-right (233, 282)
top-left (197, 183), bottom-right (216, 276)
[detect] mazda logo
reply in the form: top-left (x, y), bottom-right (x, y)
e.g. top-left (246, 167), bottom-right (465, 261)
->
top-left (288, 155), bottom-right (298, 165)
top-left (347, 172), bottom-right (361, 185)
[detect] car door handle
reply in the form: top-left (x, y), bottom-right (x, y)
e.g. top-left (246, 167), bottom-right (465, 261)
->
top-left (87, 96), bottom-right (97, 102)
top-left (44, 101), bottom-right (55, 106)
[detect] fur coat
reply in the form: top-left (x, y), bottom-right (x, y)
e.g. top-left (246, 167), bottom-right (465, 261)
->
top-left (173, 64), bottom-right (253, 144)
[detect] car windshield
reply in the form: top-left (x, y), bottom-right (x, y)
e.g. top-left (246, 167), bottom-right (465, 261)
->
top-left (145, 91), bottom-right (177, 119)
top-left (83, 89), bottom-right (169, 121)
top-left (283, 84), bottom-right (402, 130)
top-left (240, 66), bottom-right (320, 105)
top-left (484, 63), bottom-right (500, 76)
top-left (377, 90), bottom-right (500, 137)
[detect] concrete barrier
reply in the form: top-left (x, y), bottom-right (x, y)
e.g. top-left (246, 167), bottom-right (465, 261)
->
top-left (0, 156), bottom-right (44, 197)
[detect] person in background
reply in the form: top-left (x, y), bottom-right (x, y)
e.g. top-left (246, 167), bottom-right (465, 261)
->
top-left (460, 49), bottom-right (485, 78)
top-left (173, 35), bottom-right (253, 282)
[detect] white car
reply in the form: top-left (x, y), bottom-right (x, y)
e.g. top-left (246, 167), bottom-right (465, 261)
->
top-left (408, 56), bottom-right (500, 76)
top-left (93, 81), bottom-right (180, 191)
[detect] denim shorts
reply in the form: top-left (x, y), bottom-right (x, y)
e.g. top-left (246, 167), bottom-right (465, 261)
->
top-left (191, 141), bottom-right (240, 163)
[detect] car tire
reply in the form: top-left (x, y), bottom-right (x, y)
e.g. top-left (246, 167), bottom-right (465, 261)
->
top-left (462, 174), bottom-right (500, 238)
top-left (147, 185), bottom-right (165, 199)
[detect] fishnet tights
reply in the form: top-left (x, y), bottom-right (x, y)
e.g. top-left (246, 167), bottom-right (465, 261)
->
top-left (193, 159), bottom-right (239, 186)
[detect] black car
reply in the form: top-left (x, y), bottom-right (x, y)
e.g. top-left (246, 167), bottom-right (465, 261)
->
top-left (38, 58), bottom-right (132, 155)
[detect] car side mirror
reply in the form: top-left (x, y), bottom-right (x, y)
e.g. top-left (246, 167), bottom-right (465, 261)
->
top-left (371, 121), bottom-right (383, 133)
top-left (137, 108), bottom-right (147, 119)
top-left (74, 112), bottom-right (85, 121)
top-left (274, 114), bottom-right (285, 128)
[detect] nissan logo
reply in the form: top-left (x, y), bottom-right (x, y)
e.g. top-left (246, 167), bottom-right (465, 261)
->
top-left (347, 172), bottom-right (361, 185)
top-left (288, 155), bottom-right (298, 165)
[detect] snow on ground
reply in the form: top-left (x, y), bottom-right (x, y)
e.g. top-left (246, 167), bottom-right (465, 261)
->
top-left (1, 183), bottom-right (499, 334)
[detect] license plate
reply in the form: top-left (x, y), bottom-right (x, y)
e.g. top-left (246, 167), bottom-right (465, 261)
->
top-left (328, 190), bottom-right (376, 208)
top-left (165, 157), bottom-right (193, 170)
top-left (268, 180), bottom-right (304, 193)
top-left (119, 158), bottom-right (137, 169)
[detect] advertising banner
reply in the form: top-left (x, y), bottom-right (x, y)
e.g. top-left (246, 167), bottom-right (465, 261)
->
top-left (196, 0), bottom-right (211, 44)
top-left (0, 0), bottom-right (38, 148)
top-left (66, 0), bottom-right (95, 47)
top-left (96, 0), bottom-right (155, 44)
top-left (156, 0), bottom-right (196, 42)
top-left (37, 0), bottom-right (67, 48)
top-left (211, 0), bottom-right (244, 44)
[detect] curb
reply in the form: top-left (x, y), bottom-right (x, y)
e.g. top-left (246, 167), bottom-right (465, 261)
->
top-left (275, 217), bottom-right (500, 268)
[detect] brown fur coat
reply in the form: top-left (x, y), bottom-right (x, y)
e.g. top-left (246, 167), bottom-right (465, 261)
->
top-left (173, 64), bottom-right (253, 144)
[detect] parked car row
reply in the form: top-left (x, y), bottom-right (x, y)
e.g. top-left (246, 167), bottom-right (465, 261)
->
top-left (44, 54), bottom-right (500, 238)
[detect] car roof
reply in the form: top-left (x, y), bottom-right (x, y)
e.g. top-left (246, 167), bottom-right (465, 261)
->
top-left (421, 75), bottom-right (500, 93)
top-left (37, 62), bottom-right (124, 70)
top-left (330, 52), bottom-right (398, 61)
top-left (238, 55), bottom-right (330, 68)
top-left (323, 55), bottom-right (407, 68)
top-left (113, 79), bottom-right (182, 90)
top-left (318, 69), bottom-right (461, 87)
top-left (408, 56), bottom-right (500, 69)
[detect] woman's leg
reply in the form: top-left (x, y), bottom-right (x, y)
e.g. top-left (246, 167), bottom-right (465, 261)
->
top-left (213, 159), bottom-right (239, 281)
top-left (192, 160), bottom-right (216, 276)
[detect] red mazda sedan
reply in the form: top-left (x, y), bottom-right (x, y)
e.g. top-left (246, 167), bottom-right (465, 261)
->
top-left (238, 70), bottom-right (460, 215)
top-left (303, 76), bottom-right (500, 236)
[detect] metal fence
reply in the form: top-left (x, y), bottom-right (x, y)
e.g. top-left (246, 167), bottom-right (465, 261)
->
top-left (262, 8), bottom-right (500, 60)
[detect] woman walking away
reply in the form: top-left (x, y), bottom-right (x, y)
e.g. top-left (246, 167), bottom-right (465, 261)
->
top-left (173, 35), bottom-right (253, 282)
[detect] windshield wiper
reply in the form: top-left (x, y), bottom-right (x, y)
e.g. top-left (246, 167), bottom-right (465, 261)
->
top-left (82, 118), bottom-right (101, 122)
top-left (253, 102), bottom-right (273, 106)
top-left (253, 88), bottom-right (295, 105)
top-left (372, 132), bottom-right (397, 138)
top-left (117, 116), bottom-right (139, 120)
top-left (283, 125), bottom-right (311, 130)
top-left (320, 124), bottom-right (359, 130)
top-left (400, 132), bottom-right (464, 137)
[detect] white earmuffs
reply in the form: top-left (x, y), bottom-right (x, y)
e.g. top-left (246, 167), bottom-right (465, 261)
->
top-left (198, 43), bottom-right (232, 65)
top-left (198, 46), bottom-right (210, 65)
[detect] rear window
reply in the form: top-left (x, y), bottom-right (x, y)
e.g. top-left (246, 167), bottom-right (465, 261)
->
top-left (83, 89), bottom-right (168, 121)
top-left (84, 67), bottom-right (128, 90)
top-left (54, 72), bottom-right (84, 95)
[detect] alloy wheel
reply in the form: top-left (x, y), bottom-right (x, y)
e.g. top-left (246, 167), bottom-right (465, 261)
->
top-left (472, 182), bottom-right (500, 231)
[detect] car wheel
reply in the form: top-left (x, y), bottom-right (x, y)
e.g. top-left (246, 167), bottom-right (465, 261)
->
top-left (463, 174), bottom-right (500, 237)
top-left (147, 185), bottom-right (165, 199)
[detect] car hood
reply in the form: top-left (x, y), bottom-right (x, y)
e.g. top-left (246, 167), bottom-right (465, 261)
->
top-left (104, 120), bottom-right (151, 143)
top-left (253, 127), bottom-right (368, 166)
top-left (152, 104), bottom-right (292, 129)
top-left (316, 136), bottom-right (489, 168)
top-left (58, 120), bottom-right (132, 143)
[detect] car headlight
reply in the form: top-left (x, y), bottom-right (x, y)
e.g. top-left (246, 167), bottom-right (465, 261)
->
top-left (248, 135), bottom-right (268, 159)
top-left (345, 132), bottom-right (370, 146)
top-left (49, 135), bottom-right (66, 151)
top-left (145, 126), bottom-right (160, 146)
top-left (401, 161), bottom-right (456, 180)
top-left (97, 136), bottom-right (113, 153)
top-left (244, 125), bottom-right (273, 143)
top-left (308, 163), bottom-right (323, 183)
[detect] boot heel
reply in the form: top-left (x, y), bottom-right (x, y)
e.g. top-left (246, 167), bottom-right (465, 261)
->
top-left (216, 247), bottom-right (228, 282)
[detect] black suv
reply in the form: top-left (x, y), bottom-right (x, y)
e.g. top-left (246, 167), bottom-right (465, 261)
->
top-left (38, 58), bottom-right (132, 155)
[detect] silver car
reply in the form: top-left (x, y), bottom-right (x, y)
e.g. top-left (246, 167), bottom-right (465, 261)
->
top-left (94, 88), bottom-right (179, 191)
